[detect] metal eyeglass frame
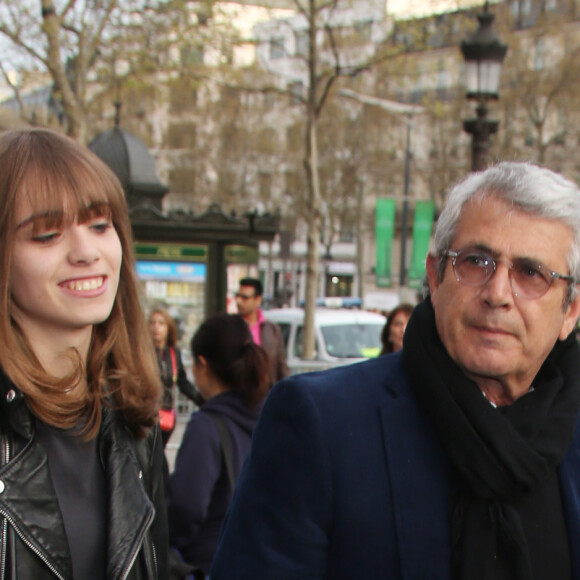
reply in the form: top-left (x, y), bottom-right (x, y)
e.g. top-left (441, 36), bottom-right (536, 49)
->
top-left (443, 247), bottom-right (575, 299)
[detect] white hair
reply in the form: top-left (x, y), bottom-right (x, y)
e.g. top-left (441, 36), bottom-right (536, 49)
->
top-left (433, 161), bottom-right (580, 303)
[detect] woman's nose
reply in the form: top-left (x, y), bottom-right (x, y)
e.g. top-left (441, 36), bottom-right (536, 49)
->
top-left (67, 225), bottom-right (100, 265)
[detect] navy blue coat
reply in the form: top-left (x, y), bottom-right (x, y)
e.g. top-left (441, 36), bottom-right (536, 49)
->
top-left (166, 391), bottom-right (259, 575)
top-left (211, 352), bottom-right (580, 579)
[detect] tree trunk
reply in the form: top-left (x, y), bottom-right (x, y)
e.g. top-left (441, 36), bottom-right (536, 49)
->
top-left (41, 0), bottom-right (87, 142)
top-left (300, 0), bottom-right (321, 360)
top-left (302, 117), bottom-right (321, 359)
top-left (355, 179), bottom-right (364, 300)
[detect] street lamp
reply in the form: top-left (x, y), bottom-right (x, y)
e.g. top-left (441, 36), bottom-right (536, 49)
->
top-left (460, 2), bottom-right (508, 172)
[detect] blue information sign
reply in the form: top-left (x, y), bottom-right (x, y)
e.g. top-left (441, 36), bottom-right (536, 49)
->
top-left (136, 261), bottom-right (206, 281)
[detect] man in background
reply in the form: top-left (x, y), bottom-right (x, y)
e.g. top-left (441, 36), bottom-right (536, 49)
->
top-left (235, 277), bottom-right (289, 385)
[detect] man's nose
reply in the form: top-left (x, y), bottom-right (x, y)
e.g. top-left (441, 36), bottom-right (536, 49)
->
top-left (480, 262), bottom-right (515, 306)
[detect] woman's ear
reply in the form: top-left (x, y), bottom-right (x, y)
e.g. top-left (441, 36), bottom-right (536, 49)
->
top-left (196, 355), bottom-right (208, 370)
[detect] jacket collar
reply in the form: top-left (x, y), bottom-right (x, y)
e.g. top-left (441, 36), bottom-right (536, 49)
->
top-left (0, 370), bottom-right (154, 580)
top-left (0, 429), bottom-right (73, 578)
top-left (99, 409), bottom-right (156, 579)
top-left (0, 369), bottom-right (33, 440)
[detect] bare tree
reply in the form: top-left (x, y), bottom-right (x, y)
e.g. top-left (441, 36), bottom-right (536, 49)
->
top-left (0, 0), bottom-right (230, 142)
top-left (498, 2), bottom-right (580, 168)
top-left (250, 0), bottom-right (395, 358)
top-left (0, 0), bottom-right (131, 142)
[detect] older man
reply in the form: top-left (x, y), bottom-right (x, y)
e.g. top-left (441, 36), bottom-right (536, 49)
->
top-left (211, 162), bottom-right (580, 579)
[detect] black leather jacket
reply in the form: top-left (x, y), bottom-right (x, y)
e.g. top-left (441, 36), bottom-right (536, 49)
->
top-left (0, 370), bottom-right (169, 579)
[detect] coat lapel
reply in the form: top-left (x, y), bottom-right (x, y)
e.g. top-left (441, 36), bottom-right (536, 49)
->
top-left (558, 416), bottom-right (580, 580)
top-left (100, 413), bottom-right (155, 580)
top-left (380, 372), bottom-right (453, 579)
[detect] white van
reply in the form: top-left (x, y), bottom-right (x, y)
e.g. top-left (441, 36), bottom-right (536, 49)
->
top-left (264, 308), bottom-right (385, 375)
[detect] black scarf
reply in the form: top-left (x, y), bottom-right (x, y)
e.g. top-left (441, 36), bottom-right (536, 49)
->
top-left (403, 298), bottom-right (580, 580)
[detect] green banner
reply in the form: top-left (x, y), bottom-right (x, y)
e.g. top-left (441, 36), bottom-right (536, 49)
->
top-left (375, 198), bottom-right (396, 287)
top-left (408, 200), bottom-right (435, 289)
top-left (225, 245), bottom-right (259, 264)
top-left (134, 243), bottom-right (207, 261)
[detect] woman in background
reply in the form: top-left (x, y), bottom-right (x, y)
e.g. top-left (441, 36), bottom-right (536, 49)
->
top-left (149, 306), bottom-right (203, 447)
top-left (166, 313), bottom-right (270, 577)
top-left (0, 128), bottom-right (168, 578)
top-left (380, 302), bottom-right (414, 355)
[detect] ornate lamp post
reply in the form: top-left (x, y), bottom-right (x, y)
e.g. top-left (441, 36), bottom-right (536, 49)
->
top-left (460, 2), bottom-right (508, 172)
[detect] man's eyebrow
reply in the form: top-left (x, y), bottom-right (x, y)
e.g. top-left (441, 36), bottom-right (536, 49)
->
top-left (468, 243), bottom-right (549, 266)
top-left (464, 243), bottom-right (497, 255)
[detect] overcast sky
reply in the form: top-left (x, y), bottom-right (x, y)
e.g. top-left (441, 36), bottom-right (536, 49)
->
top-left (388, 0), bottom-right (496, 17)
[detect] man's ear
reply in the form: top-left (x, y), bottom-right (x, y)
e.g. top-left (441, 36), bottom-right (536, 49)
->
top-left (426, 253), bottom-right (441, 299)
top-left (559, 292), bottom-right (580, 340)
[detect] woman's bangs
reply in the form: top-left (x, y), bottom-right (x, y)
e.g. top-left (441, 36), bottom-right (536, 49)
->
top-left (18, 151), bottom-right (122, 228)
top-left (26, 204), bottom-right (112, 236)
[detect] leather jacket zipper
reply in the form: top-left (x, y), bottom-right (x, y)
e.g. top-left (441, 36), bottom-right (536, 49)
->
top-left (0, 436), bottom-right (10, 578)
top-left (0, 510), bottom-right (65, 580)
top-left (0, 517), bottom-right (6, 579)
top-left (0, 436), bottom-right (65, 580)
top-left (119, 509), bottom-right (155, 580)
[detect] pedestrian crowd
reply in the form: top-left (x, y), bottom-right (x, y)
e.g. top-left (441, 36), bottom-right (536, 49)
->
top-left (2, 126), bottom-right (580, 580)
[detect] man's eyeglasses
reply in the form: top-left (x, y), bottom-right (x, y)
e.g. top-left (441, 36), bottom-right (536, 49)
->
top-left (443, 246), bottom-right (576, 300)
top-left (235, 292), bottom-right (256, 300)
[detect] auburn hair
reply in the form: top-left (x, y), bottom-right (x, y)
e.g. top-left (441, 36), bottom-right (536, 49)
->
top-left (148, 306), bottom-right (178, 348)
top-left (0, 128), bottom-right (161, 439)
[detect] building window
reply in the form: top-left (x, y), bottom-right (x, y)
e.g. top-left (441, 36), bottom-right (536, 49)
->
top-left (295, 31), bottom-right (309, 57)
top-left (259, 172), bottom-right (273, 198)
top-left (167, 122), bottom-right (197, 149)
top-left (511, 0), bottom-right (534, 28)
top-left (270, 37), bottom-right (285, 60)
top-left (169, 79), bottom-right (198, 115)
top-left (354, 20), bottom-right (373, 43)
top-left (264, 91), bottom-right (277, 111)
top-left (288, 81), bottom-right (304, 105)
top-left (324, 274), bottom-right (353, 298)
top-left (411, 88), bottom-right (423, 103)
top-left (436, 61), bottom-right (448, 100)
top-left (169, 168), bottom-right (196, 194)
top-left (339, 225), bottom-right (354, 243)
top-left (534, 38), bottom-right (545, 70)
top-left (524, 122), bottom-right (535, 147)
top-left (181, 44), bottom-right (203, 66)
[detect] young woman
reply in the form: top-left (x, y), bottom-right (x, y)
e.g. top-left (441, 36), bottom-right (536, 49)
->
top-left (166, 313), bottom-right (270, 577)
top-left (0, 128), bottom-right (169, 578)
top-left (148, 306), bottom-right (203, 447)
